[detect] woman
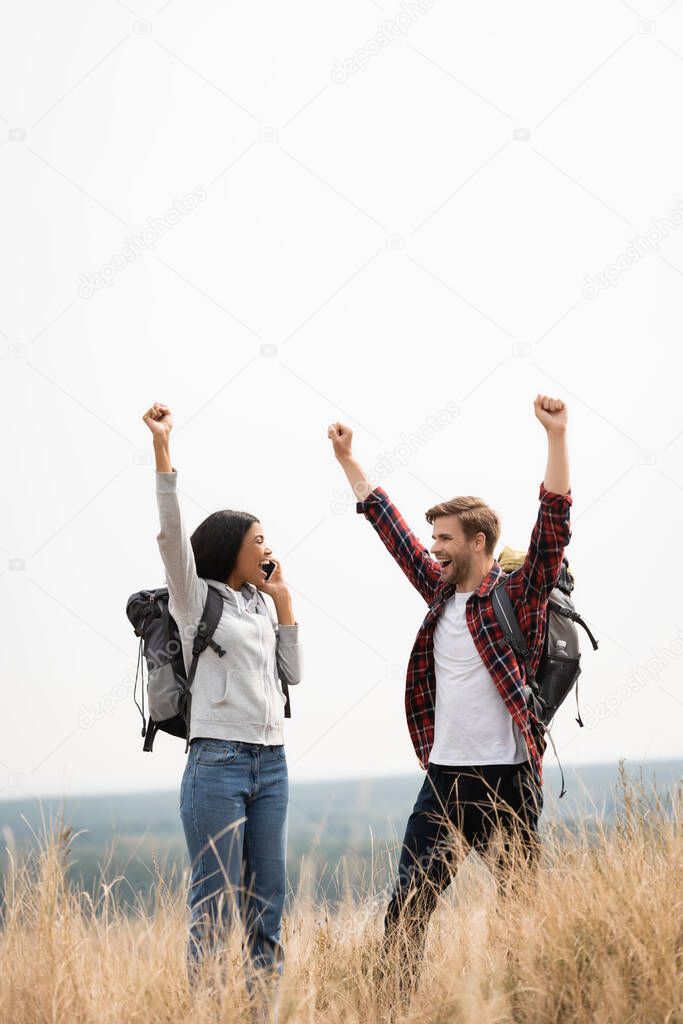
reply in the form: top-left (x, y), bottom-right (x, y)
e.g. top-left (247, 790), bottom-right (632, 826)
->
top-left (142, 401), bottom-right (303, 1003)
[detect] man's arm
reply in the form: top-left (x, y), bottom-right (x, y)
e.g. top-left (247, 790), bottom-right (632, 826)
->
top-left (327, 421), bottom-right (442, 603)
top-left (328, 445), bottom-right (375, 503)
top-left (536, 394), bottom-right (570, 495)
top-left (512, 395), bottom-right (572, 606)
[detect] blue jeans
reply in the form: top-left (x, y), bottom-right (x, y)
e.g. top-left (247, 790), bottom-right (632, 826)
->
top-left (179, 738), bottom-right (288, 990)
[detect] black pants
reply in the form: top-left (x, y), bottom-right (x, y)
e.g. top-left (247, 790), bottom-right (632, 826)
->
top-left (383, 760), bottom-right (542, 988)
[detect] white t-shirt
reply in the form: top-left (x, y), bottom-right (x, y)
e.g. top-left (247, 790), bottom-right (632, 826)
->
top-left (429, 589), bottom-right (528, 766)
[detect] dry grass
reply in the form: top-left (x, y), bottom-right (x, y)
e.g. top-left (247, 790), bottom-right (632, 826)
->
top-left (1, 769), bottom-right (682, 1024)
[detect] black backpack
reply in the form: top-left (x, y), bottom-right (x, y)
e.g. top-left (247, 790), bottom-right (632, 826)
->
top-left (491, 558), bottom-right (599, 796)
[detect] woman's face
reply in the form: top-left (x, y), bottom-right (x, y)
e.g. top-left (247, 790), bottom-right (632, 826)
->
top-left (232, 521), bottom-right (273, 588)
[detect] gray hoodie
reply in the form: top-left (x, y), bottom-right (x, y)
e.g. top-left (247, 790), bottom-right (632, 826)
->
top-left (155, 469), bottom-right (303, 745)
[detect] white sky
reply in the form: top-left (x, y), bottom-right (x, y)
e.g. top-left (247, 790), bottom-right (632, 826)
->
top-left (1, 0), bottom-right (682, 802)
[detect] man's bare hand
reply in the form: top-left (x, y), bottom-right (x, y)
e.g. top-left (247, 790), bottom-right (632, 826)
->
top-left (534, 394), bottom-right (567, 434)
top-left (327, 421), bottom-right (354, 461)
top-left (328, 421), bottom-right (374, 501)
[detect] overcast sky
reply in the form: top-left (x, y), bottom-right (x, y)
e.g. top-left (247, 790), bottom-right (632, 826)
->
top-left (1, 0), bottom-right (682, 803)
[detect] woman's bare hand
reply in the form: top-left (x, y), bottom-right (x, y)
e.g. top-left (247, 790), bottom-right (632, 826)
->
top-left (142, 402), bottom-right (173, 441)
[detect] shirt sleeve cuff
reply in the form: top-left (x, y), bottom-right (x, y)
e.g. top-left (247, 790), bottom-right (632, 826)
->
top-left (276, 623), bottom-right (300, 642)
top-left (155, 468), bottom-right (178, 493)
top-left (355, 486), bottom-right (388, 513)
top-left (539, 480), bottom-right (573, 504)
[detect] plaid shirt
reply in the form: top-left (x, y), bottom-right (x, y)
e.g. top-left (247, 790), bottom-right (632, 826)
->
top-left (356, 482), bottom-right (572, 787)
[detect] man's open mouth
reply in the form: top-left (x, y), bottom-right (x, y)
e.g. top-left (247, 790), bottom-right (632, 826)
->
top-left (438, 559), bottom-right (452, 569)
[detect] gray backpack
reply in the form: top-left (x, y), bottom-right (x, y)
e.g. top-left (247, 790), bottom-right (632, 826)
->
top-left (126, 583), bottom-right (293, 754)
top-left (125, 584), bottom-right (226, 753)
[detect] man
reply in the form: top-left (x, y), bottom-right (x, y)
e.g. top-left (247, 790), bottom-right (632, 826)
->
top-left (327, 395), bottom-right (571, 989)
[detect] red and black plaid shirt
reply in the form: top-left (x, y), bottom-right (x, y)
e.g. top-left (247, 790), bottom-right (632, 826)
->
top-left (356, 482), bottom-right (572, 787)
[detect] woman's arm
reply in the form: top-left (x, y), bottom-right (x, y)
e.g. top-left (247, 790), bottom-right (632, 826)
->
top-left (142, 401), bottom-right (174, 470)
top-left (142, 402), bottom-right (205, 620)
top-left (260, 591), bottom-right (303, 686)
top-left (153, 439), bottom-right (172, 474)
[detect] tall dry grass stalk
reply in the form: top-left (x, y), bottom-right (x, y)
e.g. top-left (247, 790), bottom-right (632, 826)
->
top-left (1, 768), bottom-right (681, 1023)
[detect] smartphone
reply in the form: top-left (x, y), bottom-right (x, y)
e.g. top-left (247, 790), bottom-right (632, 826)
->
top-left (261, 560), bottom-right (277, 581)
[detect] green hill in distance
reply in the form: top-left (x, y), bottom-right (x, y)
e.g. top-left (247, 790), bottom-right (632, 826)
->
top-left (1, 759), bottom-right (680, 910)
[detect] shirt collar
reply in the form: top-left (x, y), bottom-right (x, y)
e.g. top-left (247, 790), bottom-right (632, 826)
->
top-left (206, 578), bottom-right (259, 609)
top-left (475, 560), bottom-right (504, 596)
top-left (438, 560), bottom-right (504, 604)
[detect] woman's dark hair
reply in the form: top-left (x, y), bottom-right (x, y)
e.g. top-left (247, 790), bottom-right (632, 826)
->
top-left (190, 509), bottom-right (259, 583)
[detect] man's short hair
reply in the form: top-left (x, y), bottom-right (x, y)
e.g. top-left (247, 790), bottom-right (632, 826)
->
top-left (425, 496), bottom-right (501, 556)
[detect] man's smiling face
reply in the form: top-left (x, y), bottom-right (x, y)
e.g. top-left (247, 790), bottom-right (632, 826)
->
top-left (430, 515), bottom-right (478, 587)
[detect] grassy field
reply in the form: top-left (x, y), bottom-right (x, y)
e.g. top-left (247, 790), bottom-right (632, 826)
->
top-left (1, 760), bottom-right (681, 910)
top-left (1, 763), bottom-right (681, 1022)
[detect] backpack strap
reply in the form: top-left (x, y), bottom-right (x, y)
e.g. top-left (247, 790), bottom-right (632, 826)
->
top-left (142, 718), bottom-right (159, 753)
top-left (491, 582), bottom-right (567, 798)
top-left (183, 586), bottom-right (226, 753)
top-left (133, 635), bottom-right (147, 737)
top-left (547, 599), bottom-right (599, 651)
top-left (491, 583), bottom-right (539, 698)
